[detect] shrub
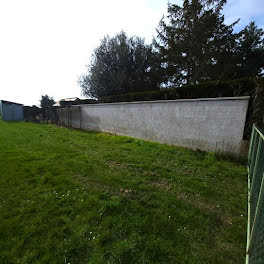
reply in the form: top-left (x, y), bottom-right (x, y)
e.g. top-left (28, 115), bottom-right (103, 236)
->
top-left (23, 106), bottom-right (42, 122)
top-left (60, 99), bottom-right (97, 107)
top-left (99, 78), bottom-right (257, 103)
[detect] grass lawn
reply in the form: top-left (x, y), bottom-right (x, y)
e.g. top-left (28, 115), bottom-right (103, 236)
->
top-left (0, 120), bottom-right (247, 264)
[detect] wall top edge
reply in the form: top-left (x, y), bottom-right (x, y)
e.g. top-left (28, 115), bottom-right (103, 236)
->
top-left (67, 96), bottom-right (250, 107)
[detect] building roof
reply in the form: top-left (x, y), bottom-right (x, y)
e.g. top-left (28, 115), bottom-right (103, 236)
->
top-left (0, 100), bottom-right (23, 105)
top-left (53, 97), bottom-right (80, 107)
top-left (61, 97), bottom-right (80, 101)
top-left (53, 102), bottom-right (61, 107)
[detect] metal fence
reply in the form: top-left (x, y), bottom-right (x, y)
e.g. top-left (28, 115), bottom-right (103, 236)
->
top-left (246, 124), bottom-right (264, 264)
top-left (58, 106), bottom-right (82, 129)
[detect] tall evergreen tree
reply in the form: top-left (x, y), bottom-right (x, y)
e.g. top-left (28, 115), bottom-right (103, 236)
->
top-left (79, 32), bottom-right (161, 98)
top-left (155, 0), bottom-right (237, 86)
top-left (235, 22), bottom-right (264, 78)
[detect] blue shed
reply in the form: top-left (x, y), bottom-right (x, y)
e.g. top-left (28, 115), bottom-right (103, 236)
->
top-left (0, 100), bottom-right (24, 121)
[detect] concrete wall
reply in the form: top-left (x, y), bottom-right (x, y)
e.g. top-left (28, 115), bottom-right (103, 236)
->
top-left (58, 97), bottom-right (250, 155)
top-left (1, 101), bottom-right (23, 121)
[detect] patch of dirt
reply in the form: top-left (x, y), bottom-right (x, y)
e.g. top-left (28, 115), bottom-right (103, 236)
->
top-left (176, 193), bottom-right (232, 226)
top-left (147, 178), bottom-right (172, 190)
top-left (216, 213), bottom-right (233, 226)
top-left (216, 240), bottom-right (234, 253)
top-left (174, 190), bottom-right (189, 200)
top-left (107, 161), bottom-right (121, 168)
top-left (162, 187), bottom-right (232, 226)
top-left (192, 199), bottom-right (215, 211)
top-left (106, 160), bottom-right (143, 173)
top-left (71, 174), bottom-right (115, 193)
top-left (119, 188), bottom-right (132, 196)
top-left (89, 180), bottom-right (115, 192)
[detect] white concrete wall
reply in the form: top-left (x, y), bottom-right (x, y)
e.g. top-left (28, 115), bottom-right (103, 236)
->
top-left (58, 97), bottom-right (249, 155)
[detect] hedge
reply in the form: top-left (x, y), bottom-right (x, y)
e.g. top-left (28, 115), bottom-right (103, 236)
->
top-left (99, 78), bottom-right (257, 103)
top-left (59, 99), bottom-right (97, 107)
top-left (23, 106), bottom-right (42, 122)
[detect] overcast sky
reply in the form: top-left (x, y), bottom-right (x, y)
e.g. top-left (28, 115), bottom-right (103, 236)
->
top-left (0, 0), bottom-right (263, 106)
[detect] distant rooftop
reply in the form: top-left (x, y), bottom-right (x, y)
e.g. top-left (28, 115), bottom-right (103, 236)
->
top-left (0, 100), bottom-right (23, 105)
top-left (61, 97), bottom-right (80, 101)
top-left (53, 97), bottom-right (80, 107)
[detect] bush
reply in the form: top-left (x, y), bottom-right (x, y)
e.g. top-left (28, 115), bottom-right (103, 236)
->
top-left (99, 78), bottom-right (257, 103)
top-left (60, 99), bottom-right (97, 107)
top-left (175, 78), bottom-right (256, 98)
top-left (243, 78), bottom-right (264, 138)
top-left (23, 106), bottom-right (42, 122)
top-left (253, 78), bottom-right (264, 129)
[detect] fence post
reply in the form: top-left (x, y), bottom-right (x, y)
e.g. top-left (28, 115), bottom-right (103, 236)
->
top-left (69, 106), bottom-right (72, 127)
top-left (79, 106), bottom-right (82, 129)
top-left (67, 106), bottom-right (70, 127)
top-left (60, 107), bottom-right (63, 126)
top-left (248, 125), bottom-right (256, 164)
top-left (249, 130), bottom-right (258, 182)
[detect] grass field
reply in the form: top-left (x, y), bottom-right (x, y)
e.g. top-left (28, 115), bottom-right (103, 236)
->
top-left (0, 120), bottom-right (247, 263)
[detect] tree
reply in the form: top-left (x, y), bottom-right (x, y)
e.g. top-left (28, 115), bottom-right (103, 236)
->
top-left (79, 31), bottom-right (161, 98)
top-left (155, 0), bottom-right (237, 86)
top-left (234, 22), bottom-right (264, 78)
top-left (40, 95), bottom-right (55, 108)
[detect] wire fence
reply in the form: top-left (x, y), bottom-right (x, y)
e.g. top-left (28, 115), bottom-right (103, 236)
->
top-left (246, 124), bottom-right (264, 264)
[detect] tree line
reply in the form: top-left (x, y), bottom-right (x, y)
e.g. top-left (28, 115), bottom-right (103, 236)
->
top-left (79, 0), bottom-right (264, 99)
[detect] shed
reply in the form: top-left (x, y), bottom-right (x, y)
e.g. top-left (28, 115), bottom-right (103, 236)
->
top-left (0, 100), bottom-right (24, 121)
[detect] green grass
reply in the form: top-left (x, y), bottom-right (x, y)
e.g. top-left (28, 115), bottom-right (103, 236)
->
top-left (0, 121), bottom-right (247, 263)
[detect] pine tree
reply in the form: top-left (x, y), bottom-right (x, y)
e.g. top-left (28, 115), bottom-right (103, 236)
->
top-left (235, 22), bottom-right (264, 78)
top-left (155, 0), bottom-right (237, 86)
